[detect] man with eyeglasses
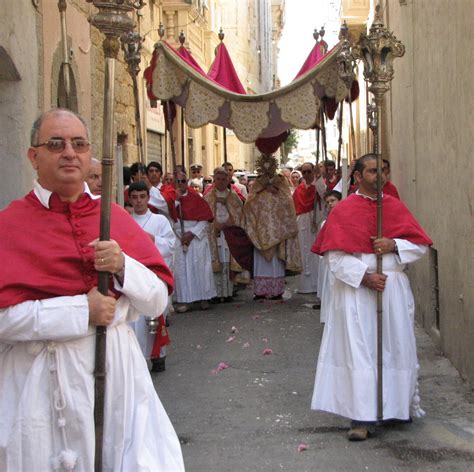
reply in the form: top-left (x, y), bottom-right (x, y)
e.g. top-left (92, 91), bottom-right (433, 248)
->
top-left (204, 167), bottom-right (245, 303)
top-left (292, 162), bottom-right (326, 295)
top-left (0, 109), bottom-right (184, 471)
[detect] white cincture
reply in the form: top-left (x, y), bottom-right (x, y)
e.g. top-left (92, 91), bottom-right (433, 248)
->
top-left (47, 341), bottom-right (78, 471)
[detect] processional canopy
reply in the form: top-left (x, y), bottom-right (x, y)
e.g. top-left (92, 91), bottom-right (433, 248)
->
top-left (144, 36), bottom-right (358, 144)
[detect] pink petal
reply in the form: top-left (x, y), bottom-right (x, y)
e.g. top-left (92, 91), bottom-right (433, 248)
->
top-left (226, 336), bottom-right (236, 343)
top-left (231, 326), bottom-right (239, 333)
top-left (262, 348), bottom-right (273, 355)
top-left (242, 342), bottom-right (250, 348)
top-left (297, 443), bottom-right (308, 452)
top-left (262, 338), bottom-right (268, 343)
top-left (217, 362), bottom-right (230, 371)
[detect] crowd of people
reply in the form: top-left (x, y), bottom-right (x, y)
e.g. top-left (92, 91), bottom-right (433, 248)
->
top-left (71, 115), bottom-right (434, 445)
top-left (0, 108), bottom-right (433, 470)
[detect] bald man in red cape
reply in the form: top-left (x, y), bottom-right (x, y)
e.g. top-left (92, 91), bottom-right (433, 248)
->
top-left (310, 154), bottom-right (432, 442)
top-left (0, 109), bottom-right (184, 471)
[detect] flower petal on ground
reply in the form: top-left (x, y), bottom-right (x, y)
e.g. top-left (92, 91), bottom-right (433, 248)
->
top-left (262, 348), bottom-right (273, 355)
top-left (297, 443), bottom-right (308, 452)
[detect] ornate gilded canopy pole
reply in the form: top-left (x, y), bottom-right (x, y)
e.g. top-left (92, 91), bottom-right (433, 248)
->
top-left (86, 2), bottom-right (144, 470)
top-left (336, 21), bottom-right (355, 197)
top-left (313, 28), bottom-right (321, 165)
top-left (218, 28), bottom-right (229, 165)
top-left (122, 31), bottom-right (145, 166)
top-left (178, 30), bottom-right (186, 169)
top-left (352, 4), bottom-right (405, 423)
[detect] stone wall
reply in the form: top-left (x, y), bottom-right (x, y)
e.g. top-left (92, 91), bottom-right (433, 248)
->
top-left (384, 0), bottom-right (474, 384)
top-left (0, 2), bottom-right (40, 208)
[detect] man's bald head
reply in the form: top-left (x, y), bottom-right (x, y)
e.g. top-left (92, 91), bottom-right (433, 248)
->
top-left (86, 158), bottom-right (102, 195)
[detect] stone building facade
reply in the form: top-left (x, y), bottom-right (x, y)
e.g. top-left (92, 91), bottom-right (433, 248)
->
top-left (340, 0), bottom-right (474, 385)
top-left (0, 0), bottom-right (285, 208)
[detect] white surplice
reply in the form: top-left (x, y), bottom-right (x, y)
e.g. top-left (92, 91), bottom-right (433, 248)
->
top-left (296, 211), bottom-right (320, 293)
top-left (174, 219), bottom-right (216, 303)
top-left (296, 179), bottom-right (326, 294)
top-left (0, 255), bottom-right (184, 471)
top-left (148, 183), bottom-right (170, 216)
top-left (311, 240), bottom-right (428, 421)
top-left (316, 219), bottom-right (333, 323)
top-left (130, 210), bottom-right (176, 358)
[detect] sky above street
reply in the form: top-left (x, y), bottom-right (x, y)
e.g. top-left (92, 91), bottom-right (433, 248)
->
top-left (278, 0), bottom-right (340, 85)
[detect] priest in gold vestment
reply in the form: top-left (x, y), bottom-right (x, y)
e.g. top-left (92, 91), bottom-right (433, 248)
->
top-left (241, 155), bottom-right (302, 300)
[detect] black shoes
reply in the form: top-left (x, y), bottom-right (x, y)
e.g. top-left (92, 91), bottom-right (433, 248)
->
top-left (150, 357), bottom-right (166, 373)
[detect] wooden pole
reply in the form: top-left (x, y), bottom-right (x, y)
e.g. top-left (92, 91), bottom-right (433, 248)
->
top-left (57, 0), bottom-right (72, 109)
top-left (166, 101), bottom-right (188, 253)
top-left (180, 107), bottom-right (185, 169)
top-left (374, 96), bottom-right (384, 423)
top-left (336, 102), bottom-right (344, 168)
top-left (352, 3), bottom-right (405, 424)
top-left (87, 2), bottom-right (145, 469)
top-left (223, 127), bottom-right (228, 164)
top-left (320, 105), bottom-right (328, 161)
top-left (95, 48), bottom-right (116, 472)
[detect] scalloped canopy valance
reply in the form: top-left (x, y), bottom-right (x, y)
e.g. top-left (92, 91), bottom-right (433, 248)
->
top-left (145, 41), bottom-right (354, 144)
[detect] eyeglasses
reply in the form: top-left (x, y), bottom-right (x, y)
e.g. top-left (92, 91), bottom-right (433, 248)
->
top-left (33, 138), bottom-right (90, 153)
top-left (203, 179), bottom-right (212, 183)
top-left (176, 179), bottom-right (187, 184)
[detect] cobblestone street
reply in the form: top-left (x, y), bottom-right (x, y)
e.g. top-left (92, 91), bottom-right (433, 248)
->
top-left (154, 280), bottom-right (474, 471)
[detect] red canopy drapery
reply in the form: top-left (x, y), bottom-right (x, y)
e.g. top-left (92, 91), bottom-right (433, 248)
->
top-left (208, 42), bottom-right (247, 94)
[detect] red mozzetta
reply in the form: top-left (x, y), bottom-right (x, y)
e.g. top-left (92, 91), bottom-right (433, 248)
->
top-left (292, 182), bottom-right (321, 216)
top-left (178, 188), bottom-right (214, 222)
top-left (0, 191), bottom-right (174, 308)
top-left (312, 193), bottom-right (432, 255)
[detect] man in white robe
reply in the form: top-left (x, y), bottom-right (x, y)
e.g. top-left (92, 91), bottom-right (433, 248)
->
top-left (292, 162), bottom-right (327, 294)
top-left (316, 190), bottom-right (342, 323)
top-left (0, 109), bottom-right (184, 471)
top-left (129, 181), bottom-right (176, 372)
top-left (139, 160), bottom-right (171, 217)
top-left (173, 171), bottom-right (216, 312)
top-left (311, 154), bottom-right (432, 441)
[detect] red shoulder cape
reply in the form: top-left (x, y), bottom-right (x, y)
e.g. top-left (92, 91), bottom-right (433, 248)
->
top-left (312, 193), bottom-right (432, 255)
top-left (157, 183), bottom-right (178, 221)
top-left (0, 192), bottom-right (174, 308)
top-left (179, 188), bottom-right (214, 221)
top-left (292, 182), bottom-right (321, 215)
top-left (325, 177), bottom-right (340, 191)
top-left (383, 181), bottom-right (400, 200)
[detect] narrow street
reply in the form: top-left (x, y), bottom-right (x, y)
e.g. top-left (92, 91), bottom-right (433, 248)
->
top-left (153, 279), bottom-right (474, 471)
